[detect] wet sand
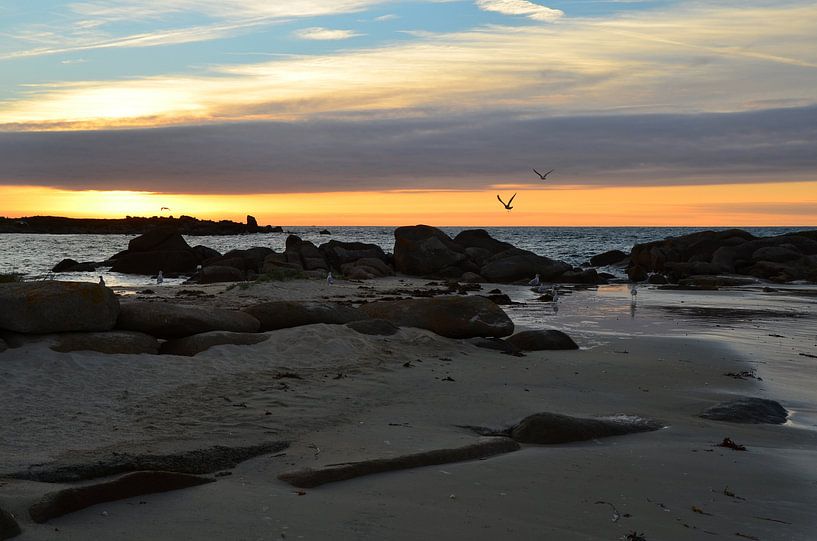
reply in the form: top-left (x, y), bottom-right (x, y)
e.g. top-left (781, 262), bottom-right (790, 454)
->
top-left (2, 278), bottom-right (817, 540)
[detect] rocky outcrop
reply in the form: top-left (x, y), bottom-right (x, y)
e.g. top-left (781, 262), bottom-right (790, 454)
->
top-left (0, 215), bottom-right (281, 235)
top-left (110, 249), bottom-right (200, 275)
top-left (359, 296), bottom-right (514, 338)
top-left (244, 301), bottom-right (366, 331)
top-left (195, 265), bottom-right (245, 284)
top-left (285, 235), bottom-right (328, 271)
top-left (627, 229), bottom-right (817, 283)
top-left (117, 302), bottom-right (260, 338)
top-left (505, 330), bottom-right (579, 351)
top-left (0, 281), bottom-right (119, 334)
top-left (246, 215), bottom-right (259, 233)
top-left (509, 412), bottom-right (663, 444)
top-left (699, 397), bottom-right (788, 424)
top-left (320, 240), bottom-right (388, 270)
top-left (51, 258), bottom-right (99, 273)
top-left (51, 331), bottom-right (160, 354)
top-left (160, 331), bottom-right (270, 356)
top-left (480, 249), bottom-right (571, 283)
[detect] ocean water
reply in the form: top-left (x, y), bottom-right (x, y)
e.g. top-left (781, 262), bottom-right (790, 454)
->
top-left (0, 226), bottom-right (809, 287)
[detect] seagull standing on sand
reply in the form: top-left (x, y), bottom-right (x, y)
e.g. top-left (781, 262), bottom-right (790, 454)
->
top-left (157, 270), bottom-right (164, 285)
top-left (327, 271), bottom-right (334, 286)
top-left (497, 193), bottom-right (516, 211)
top-left (630, 283), bottom-right (638, 297)
top-left (528, 274), bottom-right (541, 287)
top-left (98, 276), bottom-right (105, 287)
top-left (533, 168), bottom-right (554, 180)
top-left (551, 285), bottom-right (559, 303)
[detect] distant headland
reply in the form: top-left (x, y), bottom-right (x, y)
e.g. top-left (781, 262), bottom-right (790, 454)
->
top-left (0, 215), bottom-right (282, 235)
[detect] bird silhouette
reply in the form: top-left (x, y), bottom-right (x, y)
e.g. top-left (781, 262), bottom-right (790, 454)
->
top-left (533, 168), bottom-right (554, 180)
top-left (160, 207), bottom-right (171, 212)
top-left (497, 193), bottom-right (516, 211)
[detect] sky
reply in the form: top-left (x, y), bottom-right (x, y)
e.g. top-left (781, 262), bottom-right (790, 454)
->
top-left (0, 0), bottom-right (816, 225)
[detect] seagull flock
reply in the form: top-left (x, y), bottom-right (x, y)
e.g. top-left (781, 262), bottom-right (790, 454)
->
top-left (497, 168), bottom-right (554, 212)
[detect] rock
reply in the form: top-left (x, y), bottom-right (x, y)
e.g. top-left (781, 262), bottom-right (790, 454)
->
top-left (647, 273), bottom-right (668, 284)
top-left (460, 272), bottom-right (485, 283)
top-left (505, 330), bottom-right (578, 351)
top-left (160, 331), bottom-right (270, 356)
top-left (468, 337), bottom-right (520, 354)
top-left (285, 235), bottom-right (328, 271)
top-left (51, 331), bottom-right (160, 354)
top-left (110, 250), bottom-right (199, 275)
top-left (51, 259), bottom-right (98, 272)
top-left (481, 293), bottom-right (513, 305)
top-left (246, 215), bottom-right (259, 233)
top-left (751, 246), bottom-right (802, 263)
top-left (0, 507), bottom-right (21, 540)
top-left (480, 249), bottom-right (571, 283)
top-left (278, 438), bottom-right (520, 488)
top-left (510, 412), bottom-right (663, 444)
top-left (590, 249), bottom-right (628, 267)
top-left (319, 240), bottom-right (388, 270)
top-left (192, 245), bottom-right (221, 261)
top-left (29, 471), bottom-right (215, 523)
top-left (346, 319), bottom-right (400, 336)
top-left (558, 268), bottom-right (601, 284)
top-left (12, 442), bottom-right (288, 483)
top-left (360, 296), bottom-right (513, 338)
top-left (627, 265), bottom-right (648, 282)
top-left (203, 256), bottom-right (246, 272)
top-left (699, 397), bottom-right (788, 424)
top-left (340, 257), bottom-right (393, 278)
top-left (678, 275), bottom-right (757, 288)
top-left (196, 265), bottom-right (245, 283)
top-left (393, 225), bottom-right (468, 276)
top-left (453, 229), bottom-right (514, 255)
top-left (319, 229), bottom-right (331, 235)
top-left (117, 302), bottom-right (260, 339)
top-left (244, 301), bottom-right (366, 331)
top-left (127, 227), bottom-right (192, 253)
top-left (0, 281), bottom-right (119, 334)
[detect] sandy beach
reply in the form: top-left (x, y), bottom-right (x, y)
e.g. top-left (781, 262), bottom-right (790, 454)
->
top-left (2, 275), bottom-right (816, 540)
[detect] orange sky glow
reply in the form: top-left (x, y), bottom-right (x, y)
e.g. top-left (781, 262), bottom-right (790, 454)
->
top-left (2, 182), bottom-right (815, 227)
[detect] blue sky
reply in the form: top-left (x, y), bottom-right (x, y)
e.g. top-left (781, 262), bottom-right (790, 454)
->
top-left (0, 0), bottom-right (815, 199)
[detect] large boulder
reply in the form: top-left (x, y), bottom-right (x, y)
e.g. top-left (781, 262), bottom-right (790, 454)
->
top-left (196, 265), bottom-right (245, 284)
top-left (505, 330), bottom-right (579, 351)
top-left (117, 302), bottom-right (260, 339)
top-left (51, 331), bottom-right (160, 355)
top-left (699, 397), bottom-right (788, 424)
top-left (1, 506), bottom-right (21, 540)
top-left (359, 296), bottom-right (513, 338)
top-left (480, 249), bottom-right (571, 283)
top-left (393, 225), bottom-right (468, 276)
top-left (510, 412), bottom-right (663, 444)
top-left (51, 258), bottom-right (98, 273)
top-left (109, 250), bottom-right (199, 275)
top-left (243, 301), bottom-right (367, 331)
top-left (160, 331), bottom-right (270, 356)
top-left (0, 281), bottom-right (119, 334)
top-left (453, 229), bottom-right (514, 255)
top-left (340, 258), bottom-right (394, 278)
top-left (127, 227), bottom-right (191, 253)
top-left (345, 319), bottom-right (400, 336)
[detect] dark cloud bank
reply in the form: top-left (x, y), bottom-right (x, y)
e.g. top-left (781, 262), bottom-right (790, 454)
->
top-left (1, 105), bottom-right (815, 193)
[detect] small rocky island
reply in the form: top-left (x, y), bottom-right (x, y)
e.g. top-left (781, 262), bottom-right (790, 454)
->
top-left (0, 214), bottom-right (281, 235)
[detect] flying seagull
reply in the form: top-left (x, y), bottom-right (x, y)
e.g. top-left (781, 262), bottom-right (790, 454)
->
top-left (497, 193), bottom-right (516, 211)
top-left (533, 168), bottom-right (554, 180)
top-left (160, 207), bottom-right (171, 211)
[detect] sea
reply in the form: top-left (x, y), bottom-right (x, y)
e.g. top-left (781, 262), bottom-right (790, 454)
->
top-left (0, 226), bottom-right (809, 287)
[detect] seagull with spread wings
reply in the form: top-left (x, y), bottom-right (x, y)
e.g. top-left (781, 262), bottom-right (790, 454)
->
top-left (533, 168), bottom-right (554, 180)
top-left (497, 193), bottom-right (516, 211)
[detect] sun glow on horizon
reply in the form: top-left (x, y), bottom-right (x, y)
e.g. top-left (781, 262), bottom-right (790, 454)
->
top-left (2, 182), bottom-right (816, 227)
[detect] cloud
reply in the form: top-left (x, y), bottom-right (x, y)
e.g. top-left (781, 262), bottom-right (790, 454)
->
top-left (1, 106), bottom-right (815, 194)
top-left (475, 0), bottom-right (563, 22)
top-left (2, 2), bottom-right (815, 129)
top-left (374, 14), bottom-right (399, 22)
top-left (1, 0), bottom-right (387, 59)
top-left (294, 27), bottom-right (363, 40)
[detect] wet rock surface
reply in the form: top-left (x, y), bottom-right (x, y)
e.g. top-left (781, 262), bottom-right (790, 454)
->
top-left (505, 330), bottom-right (579, 351)
top-left (700, 397), bottom-right (788, 424)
